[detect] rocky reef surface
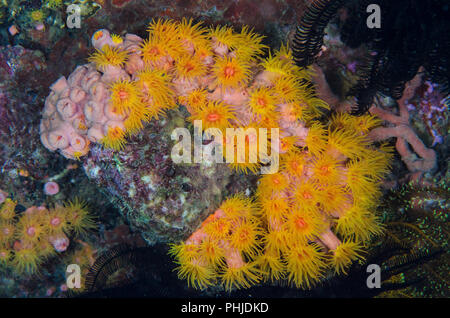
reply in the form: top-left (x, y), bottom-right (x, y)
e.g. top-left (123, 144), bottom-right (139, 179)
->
top-left (83, 108), bottom-right (257, 244)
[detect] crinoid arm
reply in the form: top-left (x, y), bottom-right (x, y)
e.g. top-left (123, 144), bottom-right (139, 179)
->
top-left (292, 0), bottom-right (345, 68)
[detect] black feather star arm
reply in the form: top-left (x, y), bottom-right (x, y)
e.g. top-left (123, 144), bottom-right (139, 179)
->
top-left (347, 52), bottom-right (383, 115)
top-left (294, 0), bottom-right (449, 115)
top-left (292, 0), bottom-right (345, 68)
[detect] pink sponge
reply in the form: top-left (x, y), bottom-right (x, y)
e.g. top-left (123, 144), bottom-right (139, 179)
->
top-left (40, 31), bottom-right (143, 159)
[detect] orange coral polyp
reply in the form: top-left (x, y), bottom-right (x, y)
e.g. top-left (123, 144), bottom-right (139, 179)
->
top-left (63, 199), bottom-right (97, 236)
top-left (175, 55), bottom-right (207, 80)
top-left (177, 18), bottom-right (209, 50)
top-left (213, 57), bottom-right (251, 88)
top-left (281, 149), bottom-right (306, 174)
top-left (189, 100), bottom-right (235, 131)
top-left (46, 207), bottom-right (69, 235)
top-left (248, 87), bottom-right (277, 117)
top-left (285, 243), bottom-right (326, 289)
top-left (16, 215), bottom-right (45, 243)
top-left (284, 209), bottom-right (323, 243)
top-left (110, 80), bottom-right (142, 115)
top-left (88, 45), bottom-right (128, 71)
top-left (13, 245), bottom-right (42, 274)
top-left (140, 38), bottom-right (167, 65)
top-left (229, 220), bottom-right (261, 257)
top-left (312, 155), bottom-right (340, 185)
top-left (102, 126), bottom-right (127, 151)
top-left (204, 218), bottom-right (231, 240)
top-left (0, 221), bottom-right (15, 243)
top-left (257, 172), bottom-right (289, 197)
top-left (292, 181), bottom-right (322, 212)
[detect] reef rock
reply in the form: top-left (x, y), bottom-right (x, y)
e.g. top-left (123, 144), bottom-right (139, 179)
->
top-left (83, 109), bottom-right (254, 244)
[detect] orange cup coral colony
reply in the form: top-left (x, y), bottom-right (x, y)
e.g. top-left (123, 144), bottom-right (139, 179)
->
top-left (39, 18), bottom-right (393, 290)
top-left (0, 198), bottom-right (96, 275)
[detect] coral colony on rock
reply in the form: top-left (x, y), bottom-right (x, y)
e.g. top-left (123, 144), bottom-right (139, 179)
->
top-left (0, 0), bottom-right (448, 300)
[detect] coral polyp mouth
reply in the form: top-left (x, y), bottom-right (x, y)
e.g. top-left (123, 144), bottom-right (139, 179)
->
top-left (206, 113), bottom-right (221, 122)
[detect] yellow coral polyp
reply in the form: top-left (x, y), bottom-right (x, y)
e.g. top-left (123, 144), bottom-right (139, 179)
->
top-left (110, 80), bottom-right (143, 115)
top-left (204, 218), bottom-right (231, 241)
top-left (351, 114), bottom-right (383, 135)
top-left (280, 150), bottom-right (306, 177)
top-left (63, 199), bottom-right (96, 236)
top-left (358, 147), bottom-right (393, 180)
top-left (233, 25), bottom-right (267, 61)
top-left (36, 239), bottom-right (57, 259)
top-left (136, 69), bottom-right (175, 112)
top-left (175, 55), bottom-right (207, 81)
top-left (335, 204), bottom-right (384, 243)
top-left (30, 9), bottom-right (45, 22)
top-left (168, 242), bottom-right (200, 264)
top-left (111, 34), bottom-right (123, 44)
top-left (0, 221), bottom-right (15, 244)
top-left (273, 76), bottom-right (303, 102)
top-left (229, 219), bottom-right (261, 257)
top-left (178, 89), bottom-right (208, 111)
top-left (274, 43), bottom-right (310, 79)
top-left (147, 18), bottom-right (179, 40)
top-left (199, 239), bottom-right (225, 267)
top-left (257, 172), bottom-right (289, 197)
top-left (263, 229), bottom-right (289, 252)
top-left (304, 123), bottom-right (328, 156)
top-left (327, 129), bottom-right (370, 160)
top-left (145, 19), bottom-right (183, 61)
top-left (45, 206), bottom-right (70, 235)
top-left (228, 160), bottom-right (261, 175)
top-left (219, 195), bottom-right (255, 220)
top-left (283, 209), bottom-right (324, 243)
top-left (176, 256), bottom-right (216, 290)
top-left (209, 25), bottom-right (238, 49)
top-left (13, 244), bottom-right (42, 274)
top-left (312, 154), bottom-right (340, 185)
top-left (0, 198), bottom-right (16, 220)
top-left (212, 56), bottom-right (251, 88)
top-left (177, 18), bottom-right (209, 51)
top-left (189, 100), bottom-right (236, 132)
top-left (140, 37), bottom-right (169, 66)
top-left (260, 53), bottom-right (303, 79)
top-left (88, 45), bottom-right (128, 71)
top-left (320, 185), bottom-right (350, 215)
top-left (279, 135), bottom-right (299, 153)
top-left (248, 87), bottom-right (277, 117)
top-left (16, 214), bottom-right (45, 244)
top-left (291, 180), bottom-right (322, 211)
top-left (0, 247), bottom-right (12, 267)
top-left (345, 160), bottom-right (382, 202)
top-left (126, 108), bottom-right (151, 135)
top-left (330, 239), bottom-right (365, 275)
top-left (285, 243), bottom-right (327, 289)
top-left (220, 261), bottom-right (261, 291)
top-left (258, 249), bottom-right (286, 282)
top-left (259, 196), bottom-right (290, 222)
top-left (102, 126), bottom-right (127, 151)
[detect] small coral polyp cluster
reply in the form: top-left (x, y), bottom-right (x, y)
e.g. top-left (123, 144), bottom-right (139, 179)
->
top-left (0, 198), bottom-right (95, 274)
top-left (170, 112), bottom-right (392, 290)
